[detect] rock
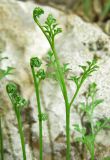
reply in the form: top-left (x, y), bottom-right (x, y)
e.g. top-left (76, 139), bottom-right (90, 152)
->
top-left (30, 12), bottom-right (110, 160)
top-left (0, 0), bottom-right (68, 160)
top-left (0, 0), bottom-right (110, 159)
top-left (0, 0), bottom-right (67, 98)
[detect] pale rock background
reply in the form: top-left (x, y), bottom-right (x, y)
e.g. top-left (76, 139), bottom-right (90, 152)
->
top-left (0, 0), bottom-right (110, 159)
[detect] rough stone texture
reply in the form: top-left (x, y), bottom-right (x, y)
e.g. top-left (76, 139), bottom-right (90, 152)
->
top-left (0, 0), bottom-right (110, 160)
top-left (0, 0), bottom-right (68, 160)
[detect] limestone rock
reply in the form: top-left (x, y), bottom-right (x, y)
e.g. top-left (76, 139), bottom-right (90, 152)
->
top-left (0, 0), bottom-right (67, 159)
top-left (0, 0), bottom-right (110, 159)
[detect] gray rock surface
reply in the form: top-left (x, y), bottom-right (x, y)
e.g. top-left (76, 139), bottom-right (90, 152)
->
top-left (0, 0), bottom-right (110, 159)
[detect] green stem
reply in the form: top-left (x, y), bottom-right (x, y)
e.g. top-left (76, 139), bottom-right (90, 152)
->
top-left (31, 66), bottom-right (43, 160)
top-left (34, 18), bottom-right (71, 160)
top-left (90, 126), bottom-right (95, 160)
top-left (69, 87), bottom-right (80, 108)
top-left (33, 18), bottom-right (69, 106)
top-left (0, 117), bottom-right (4, 160)
top-left (70, 77), bottom-right (86, 108)
top-left (66, 109), bottom-right (71, 160)
top-left (90, 97), bottom-right (95, 160)
top-left (16, 108), bottom-right (26, 160)
top-left (52, 41), bottom-right (72, 160)
top-left (8, 92), bottom-right (27, 160)
top-left (52, 46), bottom-right (69, 104)
top-left (91, 147), bottom-right (94, 160)
top-left (90, 116), bottom-right (94, 135)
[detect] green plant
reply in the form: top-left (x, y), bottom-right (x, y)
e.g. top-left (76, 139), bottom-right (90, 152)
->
top-left (0, 57), bottom-right (14, 160)
top-left (74, 83), bottom-right (110, 160)
top-left (101, 0), bottom-right (110, 20)
top-left (30, 57), bottom-right (47, 160)
top-left (6, 83), bottom-right (27, 160)
top-left (0, 57), bottom-right (14, 81)
top-left (33, 7), bottom-right (99, 160)
top-left (82, 0), bottom-right (110, 22)
top-left (102, 156), bottom-right (110, 160)
top-left (82, 0), bottom-right (92, 18)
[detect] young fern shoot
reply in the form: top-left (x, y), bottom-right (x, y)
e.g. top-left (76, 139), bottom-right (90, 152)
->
top-left (33, 7), bottom-right (99, 160)
top-left (74, 83), bottom-right (110, 160)
top-left (69, 58), bottom-right (99, 107)
top-left (30, 57), bottom-right (47, 160)
top-left (6, 83), bottom-right (27, 160)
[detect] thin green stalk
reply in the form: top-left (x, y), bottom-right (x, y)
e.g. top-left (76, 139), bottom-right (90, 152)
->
top-left (33, 9), bottom-right (98, 160)
top-left (90, 122), bottom-right (94, 160)
top-left (51, 44), bottom-right (69, 104)
top-left (0, 117), bottom-right (4, 160)
top-left (69, 87), bottom-right (80, 108)
top-left (50, 31), bottom-right (71, 160)
top-left (91, 148), bottom-right (94, 160)
top-left (66, 108), bottom-right (71, 160)
top-left (31, 66), bottom-right (43, 160)
top-left (50, 45), bottom-right (72, 160)
top-left (90, 97), bottom-right (95, 160)
top-left (33, 10), bottom-right (79, 160)
top-left (34, 16), bottom-right (71, 160)
top-left (34, 17), bottom-right (69, 105)
top-left (16, 108), bottom-right (26, 160)
top-left (90, 114), bottom-right (94, 135)
top-left (6, 83), bottom-right (27, 160)
top-left (69, 76), bottom-right (86, 108)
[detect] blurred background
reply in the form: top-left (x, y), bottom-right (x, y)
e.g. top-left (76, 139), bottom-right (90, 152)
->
top-left (0, 0), bottom-right (110, 160)
top-left (20, 0), bottom-right (110, 34)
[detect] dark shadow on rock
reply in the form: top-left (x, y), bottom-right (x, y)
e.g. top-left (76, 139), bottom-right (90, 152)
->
top-left (4, 117), bottom-right (16, 160)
